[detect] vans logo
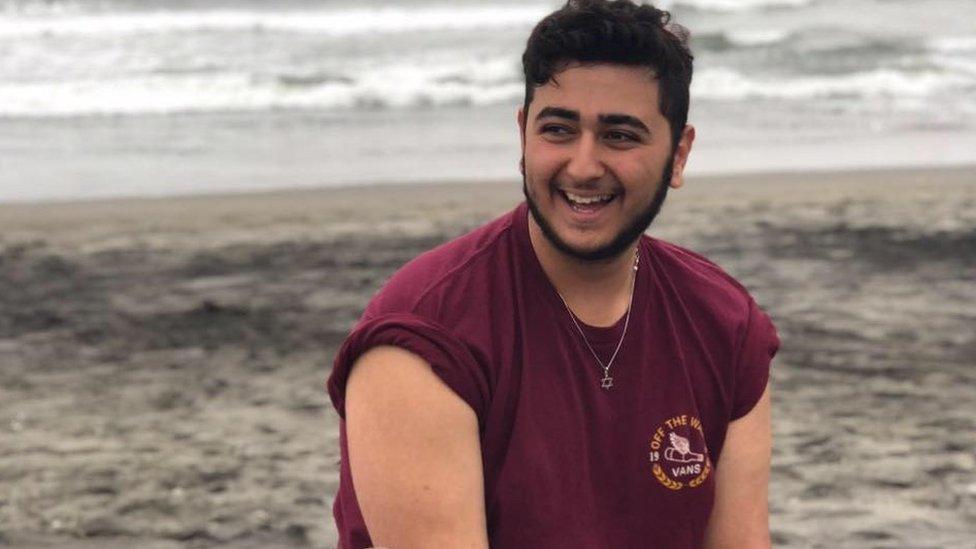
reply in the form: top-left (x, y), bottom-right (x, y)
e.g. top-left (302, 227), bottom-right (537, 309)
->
top-left (648, 414), bottom-right (711, 491)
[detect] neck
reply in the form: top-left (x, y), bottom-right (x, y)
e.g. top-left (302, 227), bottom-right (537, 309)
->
top-left (528, 214), bottom-right (638, 328)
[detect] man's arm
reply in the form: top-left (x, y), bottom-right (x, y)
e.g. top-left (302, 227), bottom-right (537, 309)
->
top-left (345, 345), bottom-right (490, 549)
top-left (702, 382), bottom-right (772, 549)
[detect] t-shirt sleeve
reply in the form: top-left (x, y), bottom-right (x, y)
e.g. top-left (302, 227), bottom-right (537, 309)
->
top-left (730, 298), bottom-right (780, 420)
top-left (327, 312), bottom-right (490, 429)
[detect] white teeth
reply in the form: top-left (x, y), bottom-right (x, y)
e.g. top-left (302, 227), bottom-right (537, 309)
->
top-left (565, 192), bottom-right (613, 205)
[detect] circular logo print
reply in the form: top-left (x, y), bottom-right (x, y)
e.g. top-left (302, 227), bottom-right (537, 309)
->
top-left (647, 414), bottom-right (711, 490)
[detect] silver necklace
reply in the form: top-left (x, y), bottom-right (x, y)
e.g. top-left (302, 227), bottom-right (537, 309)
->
top-left (556, 249), bottom-right (639, 390)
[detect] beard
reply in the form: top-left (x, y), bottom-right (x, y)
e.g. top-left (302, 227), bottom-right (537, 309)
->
top-left (522, 155), bottom-right (674, 262)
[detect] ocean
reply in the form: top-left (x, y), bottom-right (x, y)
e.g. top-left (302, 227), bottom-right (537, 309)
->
top-left (1, 0), bottom-right (975, 202)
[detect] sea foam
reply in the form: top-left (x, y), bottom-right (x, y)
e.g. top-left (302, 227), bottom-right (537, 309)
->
top-left (661, 0), bottom-right (812, 11)
top-left (0, 5), bottom-right (548, 38)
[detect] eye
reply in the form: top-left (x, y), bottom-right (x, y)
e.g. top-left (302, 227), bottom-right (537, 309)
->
top-left (605, 130), bottom-right (639, 143)
top-left (541, 124), bottom-right (573, 136)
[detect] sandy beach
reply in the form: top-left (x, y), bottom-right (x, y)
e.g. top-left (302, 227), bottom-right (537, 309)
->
top-left (1, 166), bottom-right (975, 548)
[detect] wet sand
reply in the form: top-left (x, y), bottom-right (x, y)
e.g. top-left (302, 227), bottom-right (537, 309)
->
top-left (1, 167), bottom-right (974, 548)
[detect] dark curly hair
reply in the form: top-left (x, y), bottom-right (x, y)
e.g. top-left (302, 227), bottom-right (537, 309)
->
top-left (522, 0), bottom-right (693, 149)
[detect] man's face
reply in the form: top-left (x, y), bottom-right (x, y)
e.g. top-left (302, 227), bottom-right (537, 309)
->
top-left (518, 63), bottom-right (693, 261)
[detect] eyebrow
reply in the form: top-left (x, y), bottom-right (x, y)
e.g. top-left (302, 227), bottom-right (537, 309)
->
top-left (599, 113), bottom-right (650, 134)
top-left (535, 106), bottom-right (650, 134)
top-left (535, 106), bottom-right (579, 122)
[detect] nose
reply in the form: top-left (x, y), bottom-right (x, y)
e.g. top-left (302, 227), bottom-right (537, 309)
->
top-left (564, 132), bottom-right (606, 184)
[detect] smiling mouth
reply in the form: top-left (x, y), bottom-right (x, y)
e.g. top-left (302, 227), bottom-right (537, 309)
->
top-left (559, 190), bottom-right (617, 212)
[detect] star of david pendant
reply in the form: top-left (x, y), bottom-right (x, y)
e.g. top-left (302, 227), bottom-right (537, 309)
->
top-left (601, 375), bottom-right (614, 389)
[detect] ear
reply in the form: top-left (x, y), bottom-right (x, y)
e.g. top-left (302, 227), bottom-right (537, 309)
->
top-left (517, 107), bottom-right (527, 175)
top-left (669, 124), bottom-right (695, 190)
top-left (517, 107), bottom-right (527, 145)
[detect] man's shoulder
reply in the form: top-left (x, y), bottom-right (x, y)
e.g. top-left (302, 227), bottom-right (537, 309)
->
top-left (646, 237), bottom-right (757, 321)
top-left (365, 207), bottom-right (518, 317)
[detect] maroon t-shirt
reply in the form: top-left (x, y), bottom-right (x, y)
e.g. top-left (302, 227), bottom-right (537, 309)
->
top-left (327, 202), bottom-right (779, 548)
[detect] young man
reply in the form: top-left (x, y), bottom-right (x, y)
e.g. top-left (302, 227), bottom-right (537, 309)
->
top-left (328, 1), bottom-right (779, 547)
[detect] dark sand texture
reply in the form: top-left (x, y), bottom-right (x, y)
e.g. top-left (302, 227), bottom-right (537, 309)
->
top-left (1, 167), bottom-right (975, 548)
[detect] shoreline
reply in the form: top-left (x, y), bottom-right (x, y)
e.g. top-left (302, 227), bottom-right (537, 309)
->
top-left (3, 164), bottom-right (974, 209)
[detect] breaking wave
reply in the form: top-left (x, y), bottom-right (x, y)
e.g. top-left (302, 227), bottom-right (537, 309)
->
top-left (2, 64), bottom-right (970, 118)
